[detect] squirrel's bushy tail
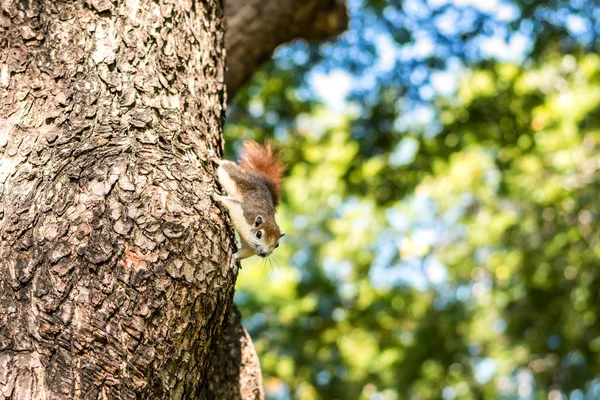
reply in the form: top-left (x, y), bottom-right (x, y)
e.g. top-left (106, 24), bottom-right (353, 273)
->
top-left (239, 141), bottom-right (285, 201)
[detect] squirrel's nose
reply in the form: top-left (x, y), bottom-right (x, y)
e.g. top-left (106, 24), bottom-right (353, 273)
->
top-left (259, 250), bottom-right (267, 257)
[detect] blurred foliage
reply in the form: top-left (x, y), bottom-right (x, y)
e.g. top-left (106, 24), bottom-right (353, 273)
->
top-left (224, 0), bottom-right (600, 399)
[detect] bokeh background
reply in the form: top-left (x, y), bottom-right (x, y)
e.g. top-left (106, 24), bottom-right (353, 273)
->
top-left (223, 0), bottom-right (600, 399)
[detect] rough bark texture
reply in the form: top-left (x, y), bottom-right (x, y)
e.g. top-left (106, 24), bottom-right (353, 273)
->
top-left (224, 0), bottom-right (348, 98)
top-left (0, 0), bottom-right (233, 398)
top-left (201, 306), bottom-right (264, 400)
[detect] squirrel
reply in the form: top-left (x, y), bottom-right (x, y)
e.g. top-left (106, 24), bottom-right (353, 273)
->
top-left (210, 141), bottom-right (286, 268)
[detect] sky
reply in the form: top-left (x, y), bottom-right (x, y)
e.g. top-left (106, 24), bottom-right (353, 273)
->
top-left (306, 0), bottom-right (530, 113)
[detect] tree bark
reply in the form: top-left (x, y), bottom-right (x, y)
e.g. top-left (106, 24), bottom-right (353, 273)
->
top-left (224, 0), bottom-right (348, 98)
top-left (0, 0), bottom-right (347, 398)
top-left (0, 0), bottom-right (232, 398)
top-left (200, 306), bottom-right (264, 399)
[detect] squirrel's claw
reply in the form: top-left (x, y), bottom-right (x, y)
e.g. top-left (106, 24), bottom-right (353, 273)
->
top-left (230, 258), bottom-right (240, 274)
top-left (207, 186), bottom-right (228, 202)
top-left (229, 252), bottom-right (241, 274)
top-left (207, 149), bottom-right (221, 165)
top-left (205, 186), bottom-right (219, 202)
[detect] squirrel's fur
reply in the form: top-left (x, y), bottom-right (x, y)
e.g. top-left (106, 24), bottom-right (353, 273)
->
top-left (210, 141), bottom-right (286, 268)
top-left (239, 141), bottom-right (285, 206)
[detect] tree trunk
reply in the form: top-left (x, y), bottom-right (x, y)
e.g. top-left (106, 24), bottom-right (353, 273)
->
top-left (199, 306), bottom-right (263, 399)
top-left (0, 0), bottom-right (232, 397)
top-left (0, 0), bottom-right (347, 398)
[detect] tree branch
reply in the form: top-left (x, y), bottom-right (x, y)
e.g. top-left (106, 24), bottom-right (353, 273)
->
top-left (225, 0), bottom-right (348, 99)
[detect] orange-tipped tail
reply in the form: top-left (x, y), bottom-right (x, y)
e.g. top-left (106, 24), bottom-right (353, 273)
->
top-left (239, 141), bottom-right (285, 205)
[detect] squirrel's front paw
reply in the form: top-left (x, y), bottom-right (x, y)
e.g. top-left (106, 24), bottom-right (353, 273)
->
top-left (209, 191), bottom-right (224, 204)
top-left (207, 149), bottom-right (221, 164)
top-left (206, 185), bottom-right (219, 200)
top-left (229, 255), bottom-right (241, 274)
top-left (206, 187), bottom-right (222, 205)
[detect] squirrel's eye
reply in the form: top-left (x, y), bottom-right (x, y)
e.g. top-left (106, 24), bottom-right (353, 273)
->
top-left (275, 243), bottom-right (279, 248)
top-left (256, 230), bottom-right (263, 239)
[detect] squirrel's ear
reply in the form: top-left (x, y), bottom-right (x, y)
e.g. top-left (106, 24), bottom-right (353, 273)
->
top-left (254, 215), bottom-right (264, 227)
top-left (280, 232), bottom-right (286, 238)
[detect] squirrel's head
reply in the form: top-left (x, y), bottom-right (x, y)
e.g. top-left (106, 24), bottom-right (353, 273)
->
top-left (249, 215), bottom-right (285, 257)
